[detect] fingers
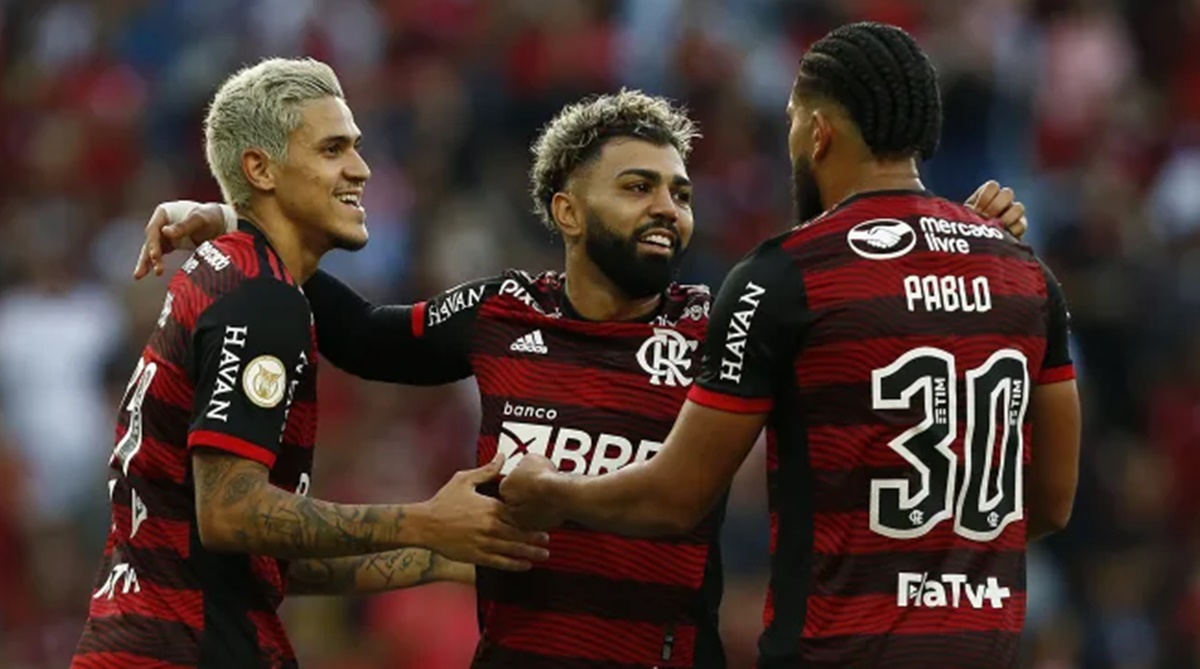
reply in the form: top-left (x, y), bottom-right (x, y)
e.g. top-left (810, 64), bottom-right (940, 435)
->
top-left (458, 453), bottom-right (506, 485)
top-left (473, 554), bottom-right (534, 572)
top-left (966, 180), bottom-right (999, 211)
top-left (135, 206), bottom-right (173, 279)
top-left (485, 537), bottom-right (550, 563)
top-left (1007, 215), bottom-right (1028, 241)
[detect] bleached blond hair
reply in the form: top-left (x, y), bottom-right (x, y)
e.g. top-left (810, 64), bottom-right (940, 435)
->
top-left (204, 57), bottom-right (344, 207)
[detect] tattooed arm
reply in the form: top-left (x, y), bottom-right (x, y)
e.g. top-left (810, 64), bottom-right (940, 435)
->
top-left (287, 548), bottom-right (474, 595)
top-left (192, 450), bottom-right (548, 569)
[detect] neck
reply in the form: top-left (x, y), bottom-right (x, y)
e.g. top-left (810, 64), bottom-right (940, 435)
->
top-left (821, 157), bottom-right (925, 211)
top-left (239, 201), bottom-right (325, 283)
top-left (563, 244), bottom-right (661, 321)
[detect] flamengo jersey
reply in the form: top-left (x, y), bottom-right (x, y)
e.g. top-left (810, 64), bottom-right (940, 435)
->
top-left (305, 269), bottom-right (725, 668)
top-left (689, 190), bottom-right (1074, 669)
top-left (73, 222), bottom-right (319, 669)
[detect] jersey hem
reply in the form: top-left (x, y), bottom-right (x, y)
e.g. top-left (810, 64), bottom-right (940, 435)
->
top-left (187, 430), bottom-right (277, 468)
top-left (687, 385), bottom-right (773, 414)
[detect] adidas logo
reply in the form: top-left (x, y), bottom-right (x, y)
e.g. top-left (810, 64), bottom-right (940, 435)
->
top-left (510, 330), bottom-right (548, 355)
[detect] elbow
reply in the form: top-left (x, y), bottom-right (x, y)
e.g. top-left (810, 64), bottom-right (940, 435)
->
top-left (196, 505), bottom-right (245, 553)
top-left (655, 496), bottom-right (707, 536)
top-left (1031, 497), bottom-right (1074, 538)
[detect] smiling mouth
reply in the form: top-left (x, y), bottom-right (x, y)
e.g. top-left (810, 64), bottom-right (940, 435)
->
top-left (638, 232), bottom-right (674, 250)
top-left (335, 193), bottom-right (363, 210)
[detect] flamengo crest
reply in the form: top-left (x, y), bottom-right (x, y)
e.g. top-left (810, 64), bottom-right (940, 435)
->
top-left (636, 328), bottom-right (698, 387)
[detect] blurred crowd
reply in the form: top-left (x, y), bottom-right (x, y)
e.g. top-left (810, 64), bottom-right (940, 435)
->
top-left (0, 0), bottom-right (1198, 667)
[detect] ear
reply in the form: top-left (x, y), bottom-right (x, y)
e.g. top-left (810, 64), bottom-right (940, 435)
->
top-left (550, 190), bottom-right (585, 239)
top-left (242, 148), bottom-right (277, 195)
top-left (810, 110), bottom-right (833, 163)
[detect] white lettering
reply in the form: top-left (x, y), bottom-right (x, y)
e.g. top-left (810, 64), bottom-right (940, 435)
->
top-left (551, 428), bottom-right (592, 474)
top-left (502, 402), bottom-right (558, 421)
top-left (904, 275), bottom-right (992, 314)
top-left (196, 242), bottom-right (230, 271)
top-left (427, 285), bottom-right (486, 327)
top-left (719, 281), bottom-right (766, 383)
top-left (93, 563), bottom-right (141, 600)
top-left (897, 572), bottom-right (1011, 609)
top-left (206, 325), bottom-right (248, 421)
top-left (497, 420), bottom-right (664, 477)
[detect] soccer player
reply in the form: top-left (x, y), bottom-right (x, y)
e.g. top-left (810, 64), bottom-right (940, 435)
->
top-left (500, 23), bottom-right (1080, 669)
top-left (71, 58), bottom-right (547, 669)
top-left (134, 96), bottom-right (1030, 668)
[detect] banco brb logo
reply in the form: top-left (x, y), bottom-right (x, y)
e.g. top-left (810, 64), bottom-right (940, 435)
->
top-left (637, 328), bottom-right (698, 386)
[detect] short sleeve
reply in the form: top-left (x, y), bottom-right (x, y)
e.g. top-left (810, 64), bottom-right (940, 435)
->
top-left (187, 279), bottom-right (312, 468)
top-left (688, 241), bottom-right (811, 414)
top-left (1038, 260), bottom-right (1075, 384)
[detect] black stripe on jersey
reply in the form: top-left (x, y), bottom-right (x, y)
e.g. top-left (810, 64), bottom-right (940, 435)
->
top-left (762, 630), bottom-right (1020, 669)
top-left (112, 546), bottom-right (204, 590)
top-left (473, 646), bottom-right (659, 669)
top-left (75, 614), bottom-right (201, 666)
top-left (759, 345), bottom-right (815, 660)
top-left (810, 465), bottom-right (1029, 514)
top-left (111, 475), bottom-right (195, 521)
top-left (558, 520), bottom-right (712, 546)
top-left (809, 549), bottom-right (1026, 597)
top-left (193, 528), bottom-right (275, 667)
top-left (133, 393), bottom-right (193, 445)
top-left (479, 568), bottom-right (694, 625)
top-left (804, 295), bottom-right (1045, 348)
top-left (147, 312), bottom-right (192, 368)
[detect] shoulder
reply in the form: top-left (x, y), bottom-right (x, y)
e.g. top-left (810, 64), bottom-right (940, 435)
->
top-left (657, 281), bottom-right (713, 326)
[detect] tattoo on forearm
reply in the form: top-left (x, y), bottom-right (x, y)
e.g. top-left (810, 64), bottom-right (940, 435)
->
top-left (287, 548), bottom-right (440, 595)
top-left (193, 452), bottom-right (405, 558)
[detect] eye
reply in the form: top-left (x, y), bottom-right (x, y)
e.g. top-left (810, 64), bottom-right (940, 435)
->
top-left (626, 182), bottom-right (650, 193)
top-left (674, 190), bottom-right (693, 205)
top-left (323, 144), bottom-right (342, 157)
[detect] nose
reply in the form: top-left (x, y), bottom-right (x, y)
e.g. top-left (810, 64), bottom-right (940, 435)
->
top-left (346, 147), bottom-right (371, 183)
top-left (647, 185), bottom-right (679, 223)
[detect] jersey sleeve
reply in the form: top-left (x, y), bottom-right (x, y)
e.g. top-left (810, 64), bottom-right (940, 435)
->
top-left (688, 241), bottom-right (812, 414)
top-left (303, 270), bottom-right (497, 385)
top-left (187, 279), bottom-right (311, 468)
top-left (1038, 260), bottom-right (1075, 384)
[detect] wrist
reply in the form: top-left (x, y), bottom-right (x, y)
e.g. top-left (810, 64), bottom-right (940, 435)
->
top-left (395, 502), bottom-right (436, 550)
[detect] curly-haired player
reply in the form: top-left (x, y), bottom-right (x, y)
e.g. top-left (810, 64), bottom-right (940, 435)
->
top-left (135, 78), bottom-right (1030, 666)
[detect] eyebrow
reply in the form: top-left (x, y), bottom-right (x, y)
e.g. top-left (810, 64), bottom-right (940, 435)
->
top-left (318, 134), bottom-right (362, 146)
top-left (616, 168), bottom-right (692, 188)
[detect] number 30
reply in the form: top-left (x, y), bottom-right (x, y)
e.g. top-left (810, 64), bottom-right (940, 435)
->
top-left (869, 347), bottom-right (1030, 542)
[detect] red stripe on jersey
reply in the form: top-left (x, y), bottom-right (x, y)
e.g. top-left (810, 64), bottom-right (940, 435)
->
top-left (187, 430), bottom-right (276, 468)
top-left (538, 528), bottom-right (709, 586)
top-left (800, 592), bottom-right (1026, 638)
top-left (247, 610), bottom-right (294, 660)
top-left (687, 385), bottom-right (773, 414)
top-left (797, 335), bottom-right (1048, 387)
top-left (111, 509), bottom-right (191, 556)
top-left (411, 301), bottom-right (426, 337)
top-left (805, 424), bottom-right (1033, 470)
top-left (117, 435), bottom-right (188, 484)
top-left (87, 583), bottom-right (204, 630)
top-left (70, 651), bottom-right (194, 669)
top-left (266, 250), bottom-right (282, 282)
top-left (803, 256), bottom-right (1045, 310)
top-left (811, 511), bottom-right (1026, 555)
top-left (1039, 363), bottom-right (1075, 384)
top-left (473, 356), bottom-right (687, 420)
top-left (485, 604), bottom-right (696, 666)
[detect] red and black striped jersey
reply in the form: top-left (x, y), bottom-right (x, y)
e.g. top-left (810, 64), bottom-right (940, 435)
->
top-left (307, 269), bottom-right (726, 669)
top-left (73, 221), bottom-right (319, 669)
top-left (688, 190), bottom-right (1074, 669)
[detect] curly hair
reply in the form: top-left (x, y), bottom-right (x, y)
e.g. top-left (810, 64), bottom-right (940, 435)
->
top-left (794, 21), bottom-right (942, 161)
top-left (529, 89), bottom-right (700, 231)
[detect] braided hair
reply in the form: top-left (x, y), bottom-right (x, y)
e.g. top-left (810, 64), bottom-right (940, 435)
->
top-left (794, 22), bottom-right (942, 161)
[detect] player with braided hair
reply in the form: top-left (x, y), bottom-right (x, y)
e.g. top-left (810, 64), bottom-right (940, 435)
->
top-left (503, 21), bottom-right (1078, 669)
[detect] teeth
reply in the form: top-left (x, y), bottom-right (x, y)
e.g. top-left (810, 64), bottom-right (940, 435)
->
top-left (643, 234), bottom-right (671, 247)
top-left (336, 194), bottom-right (360, 206)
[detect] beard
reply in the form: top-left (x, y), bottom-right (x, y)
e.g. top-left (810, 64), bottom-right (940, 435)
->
top-left (792, 156), bottom-right (826, 225)
top-left (584, 209), bottom-right (684, 300)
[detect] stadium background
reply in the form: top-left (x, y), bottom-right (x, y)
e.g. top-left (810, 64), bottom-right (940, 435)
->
top-left (0, 0), bottom-right (1197, 667)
